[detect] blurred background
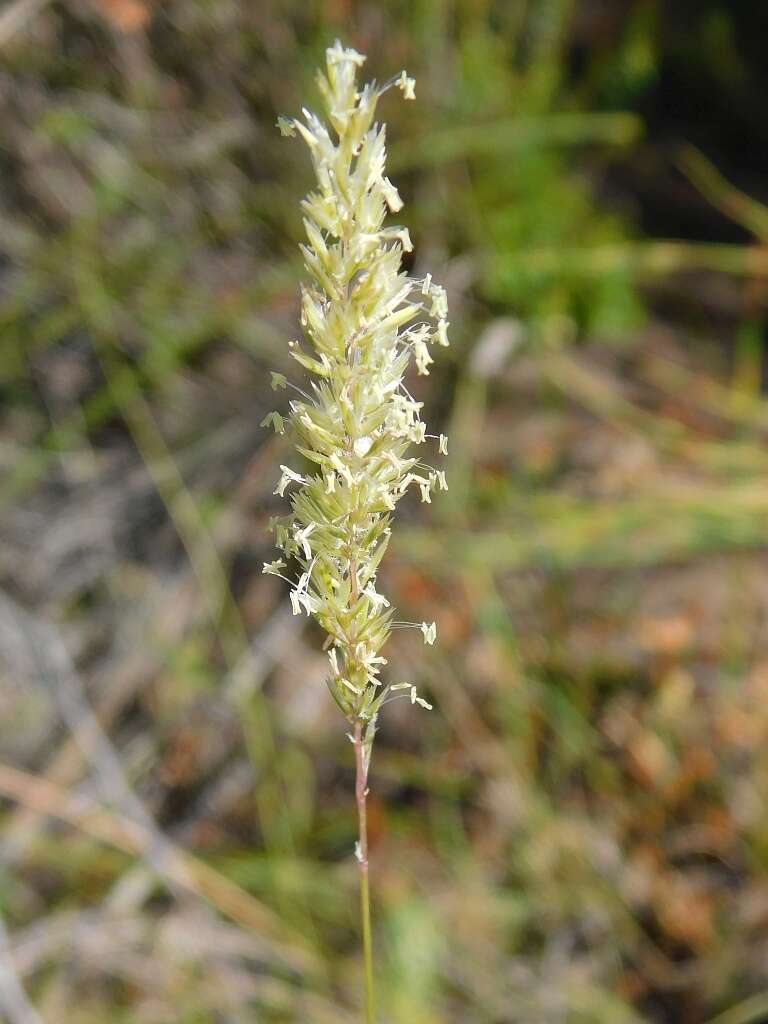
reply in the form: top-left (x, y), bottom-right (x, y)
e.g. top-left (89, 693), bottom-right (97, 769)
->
top-left (3, 1), bottom-right (768, 1021)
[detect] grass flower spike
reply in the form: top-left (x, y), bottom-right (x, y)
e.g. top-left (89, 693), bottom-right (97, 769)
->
top-left (266, 39), bottom-right (449, 745)
top-left (266, 40), bottom-right (449, 1021)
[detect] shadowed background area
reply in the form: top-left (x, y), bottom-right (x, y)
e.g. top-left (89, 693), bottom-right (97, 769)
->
top-left (3, 2), bottom-right (768, 1022)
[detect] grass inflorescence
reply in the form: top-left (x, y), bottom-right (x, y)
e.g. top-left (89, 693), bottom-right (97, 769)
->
top-left (264, 41), bottom-right (450, 1020)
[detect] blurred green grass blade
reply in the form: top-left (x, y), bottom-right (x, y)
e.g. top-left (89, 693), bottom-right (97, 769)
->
top-left (705, 993), bottom-right (768, 1024)
top-left (396, 489), bottom-right (768, 570)
top-left (389, 112), bottom-right (642, 171)
top-left (679, 145), bottom-right (768, 242)
top-left (487, 240), bottom-right (768, 288)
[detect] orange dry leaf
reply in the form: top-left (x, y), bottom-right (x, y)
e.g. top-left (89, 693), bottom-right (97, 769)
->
top-left (392, 564), bottom-right (440, 605)
top-left (654, 874), bottom-right (715, 949)
top-left (636, 614), bottom-right (694, 655)
top-left (716, 705), bottom-right (763, 750)
top-left (747, 660), bottom-right (768, 699)
top-left (98, 0), bottom-right (150, 32)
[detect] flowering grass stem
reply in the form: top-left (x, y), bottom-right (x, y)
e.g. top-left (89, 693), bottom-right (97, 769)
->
top-left (266, 40), bottom-right (449, 1019)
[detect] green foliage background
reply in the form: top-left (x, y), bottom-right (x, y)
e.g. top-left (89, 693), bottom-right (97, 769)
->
top-left (4, 2), bottom-right (768, 1021)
